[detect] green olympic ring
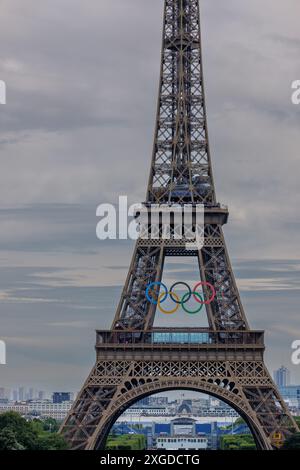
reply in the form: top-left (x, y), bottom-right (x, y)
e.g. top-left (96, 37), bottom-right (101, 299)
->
top-left (181, 291), bottom-right (204, 314)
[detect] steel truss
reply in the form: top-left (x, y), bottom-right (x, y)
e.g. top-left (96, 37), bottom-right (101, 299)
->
top-left (60, 0), bottom-right (298, 450)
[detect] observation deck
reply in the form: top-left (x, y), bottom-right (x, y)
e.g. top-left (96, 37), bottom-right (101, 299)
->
top-left (95, 328), bottom-right (265, 362)
top-left (140, 202), bottom-right (229, 226)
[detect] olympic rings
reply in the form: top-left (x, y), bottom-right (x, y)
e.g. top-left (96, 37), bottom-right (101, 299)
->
top-left (182, 292), bottom-right (204, 315)
top-left (169, 281), bottom-right (192, 304)
top-left (158, 291), bottom-right (180, 315)
top-left (193, 281), bottom-right (216, 305)
top-left (145, 281), bottom-right (217, 315)
top-left (146, 281), bottom-right (168, 305)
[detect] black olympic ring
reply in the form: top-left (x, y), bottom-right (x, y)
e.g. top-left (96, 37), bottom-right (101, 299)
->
top-left (169, 281), bottom-right (192, 305)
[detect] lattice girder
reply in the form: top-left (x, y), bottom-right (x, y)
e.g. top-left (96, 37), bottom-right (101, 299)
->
top-left (147, 0), bottom-right (215, 204)
top-left (60, 357), bottom-right (297, 450)
top-left (60, 0), bottom-right (299, 451)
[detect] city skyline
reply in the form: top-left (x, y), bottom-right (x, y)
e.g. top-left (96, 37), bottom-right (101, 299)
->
top-left (1, 362), bottom-right (299, 395)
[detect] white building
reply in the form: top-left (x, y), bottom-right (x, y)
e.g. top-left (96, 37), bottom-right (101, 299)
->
top-left (123, 406), bottom-right (167, 417)
top-left (156, 417), bottom-right (208, 450)
top-left (156, 436), bottom-right (207, 450)
top-left (0, 400), bottom-right (73, 420)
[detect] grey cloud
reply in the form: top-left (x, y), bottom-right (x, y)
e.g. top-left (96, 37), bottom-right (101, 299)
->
top-left (1, 259), bottom-right (300, 390)
top-left (267, 33), bottom-right (300, 50)
top-left (0, 0), bottom-right (300, 390)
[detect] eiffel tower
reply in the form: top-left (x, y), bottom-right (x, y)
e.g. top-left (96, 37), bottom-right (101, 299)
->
top-left (60, 0), bottom-right (298, 450)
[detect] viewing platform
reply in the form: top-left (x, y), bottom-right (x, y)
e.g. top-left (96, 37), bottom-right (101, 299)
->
top-left (95, 328), bottom-right (265, 362)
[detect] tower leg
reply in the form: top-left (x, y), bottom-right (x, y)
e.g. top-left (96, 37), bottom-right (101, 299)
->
top-left (60, 356), bottom-right (297, 450)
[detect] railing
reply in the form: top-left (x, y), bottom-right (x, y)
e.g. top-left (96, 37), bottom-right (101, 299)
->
top-left (96, 328), bottom-right (264, 348)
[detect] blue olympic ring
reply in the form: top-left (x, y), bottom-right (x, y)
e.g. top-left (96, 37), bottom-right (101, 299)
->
top-left (146, 281), bottom-right (168, 305)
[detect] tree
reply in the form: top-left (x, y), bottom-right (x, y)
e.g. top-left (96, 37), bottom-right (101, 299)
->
top-left (0, 412), bottom-right (37, 449)
top-left (31, 418), bottom-right (59, 434)
top-left (42, 418), bottom-right (60, 433)
top-left (106, 434), bottom-right (146, 450)
top-left (282, 433), bottom-right (300, 450)
top-left (220, 434), bottom-right (256, 450)
top-left (0, 411), bottom-right (68, 450)
top-left (0, 428), bottom-right (25, 450)
top-left (35, 433), bottom-right (68, 450)
top-left (294, 417), bottom-right (300, 429)
top-left (234, 417), bottom-right (246, 426)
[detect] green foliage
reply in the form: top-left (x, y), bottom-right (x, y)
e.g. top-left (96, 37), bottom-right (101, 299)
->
top-left (34, 433), bottom-right (68, 450)
top-left (30, 419), bottom-right (44, 435)
top-left (31, 417), bottom-right (60, 434)
top-left (42, 417), bottom-right (60, 433)
top-left (106, 434), bottom-right (146, 450)
top-left (234, 417), bottom-right (246, 426)
top-left (221, 417), bottom-right (247, 432)
top-left (294, 417), bottom-right (300, 428)
top-left (282, 432), bottom-right (300, 450)
top-left (220, 434), bottom-right (256, 450)
top-left (0, 428), bottom-right (25, 450)
top-left (0, 411), bottom-right (68, 450)
top-left (0, 412), bottom-right (38, 450)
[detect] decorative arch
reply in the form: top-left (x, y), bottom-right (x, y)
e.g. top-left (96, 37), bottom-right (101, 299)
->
top-left (90, 378), bottom-right (272, 450)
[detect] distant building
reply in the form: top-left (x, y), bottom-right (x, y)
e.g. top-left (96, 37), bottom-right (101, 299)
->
top-left (274, 366), bottom-right (290, 387)
top-left (38, 391), bottom-right (46, 400)
top-left (156, 418), bottom-right (207, 450)
top-left (178, 400), bottom-right (192, 414)
top-left (149, 396), bottom-right (168, 406)
top-left (18, 387), bottom-right (25, 401)
top-left (28, 388), bottom-right (35, 400)
top-left (52, 392), bottom-right (71, 404)
top-left (0, 399), bottom-right (73, 420)
top-left (137, 397), bottom-right (151, 407)
top-left (279, 385), bottom-right (300, 411)
top-left (123, 406), bottom-right (167, 417)
top-left (196, 405), bottom-right (238, 418)
top-left (156, 435), bottom-right (207, 450)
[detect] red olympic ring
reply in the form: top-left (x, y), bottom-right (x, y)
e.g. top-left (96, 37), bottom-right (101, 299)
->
top-left (193, 281), bottom-right (216, 305)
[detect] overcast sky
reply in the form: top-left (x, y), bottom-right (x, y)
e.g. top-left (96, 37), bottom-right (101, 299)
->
top-left (0, 0), bottom-right (300, 394)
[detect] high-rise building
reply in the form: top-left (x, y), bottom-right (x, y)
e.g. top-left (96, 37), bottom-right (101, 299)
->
top-left (137, 397), bottom-right (151, 407)
top-left (18, 387), bottom-right (25, 401)
top-left (279, 385), bottom-right (300, 410)
top-left (149, 396), bottom-right (168, 406)
top-left (274, 366), bottom-right (291, 388)
top-left (38, 390), bottom-right (46, 400)
top-left (53, 392), bottom-right (71, 404)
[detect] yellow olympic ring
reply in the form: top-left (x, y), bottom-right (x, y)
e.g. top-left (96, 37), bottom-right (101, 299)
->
top-left (157, 291), bottom-right (180, 315)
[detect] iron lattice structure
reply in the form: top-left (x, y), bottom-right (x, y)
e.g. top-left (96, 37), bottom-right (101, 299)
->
top-left (60, 0), bottom-right (298, 450)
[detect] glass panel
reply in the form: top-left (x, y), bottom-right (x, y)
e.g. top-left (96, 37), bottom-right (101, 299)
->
top-left (152, 332), bottom-right (210, 344)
